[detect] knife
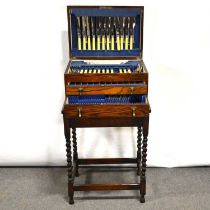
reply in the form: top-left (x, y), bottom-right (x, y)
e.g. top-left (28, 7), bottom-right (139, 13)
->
top-left (77, 17), bottom-right (82, 50)
top-left (86, 16), bottom-right (91, 50)
top-left (102, 17), bottom-right (106, 50)
top-left (106, 17), bottom-right (111, 50)
top-left (125, 17), bottom-right (129, 50)
top-left (82, 16), bottom-right (87, 50)
top-left (96, 17), bottom-right (101, 50)
top-left (115, 17), bottom-right (120, 50)
top-left (110, 17), bottom-right (114, 50)
top-left (129, 16), bottom-right (136, 50)
top-left (91, 17), bottom-right (96, 50)
top-left (119, 17), bottom-right (124, 50)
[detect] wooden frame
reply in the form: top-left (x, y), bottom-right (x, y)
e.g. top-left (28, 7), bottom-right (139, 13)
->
top-left (63, 115), bottom-right (149, 204)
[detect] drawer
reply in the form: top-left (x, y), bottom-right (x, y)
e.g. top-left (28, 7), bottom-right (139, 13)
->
top-left (64, 60), bottom-right (148, 84)
top-left (63, 95), bottom-right (150, 118)
top-left (65, 72), bottom-right (148, 84)
top-left (66, 82), bottom-right (148, 95)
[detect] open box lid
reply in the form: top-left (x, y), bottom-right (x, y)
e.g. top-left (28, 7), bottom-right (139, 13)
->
top-left (67, 6), bottom-right (144, 60)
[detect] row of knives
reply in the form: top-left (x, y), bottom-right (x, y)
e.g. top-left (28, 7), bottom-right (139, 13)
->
top-left (76, 16), bottom-right (136, 51)
top-left (68, 65), bottom-right (143, 74)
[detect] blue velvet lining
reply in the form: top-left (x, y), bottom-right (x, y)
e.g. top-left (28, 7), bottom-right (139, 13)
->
top-left (68, 94), bottom-right (146, 104)
top-left (72, 8), bottom-right (141, 17)
top-left (72, 49), bottom-right (140, 57)
top-left (71, 60), bottom-right (140, 66)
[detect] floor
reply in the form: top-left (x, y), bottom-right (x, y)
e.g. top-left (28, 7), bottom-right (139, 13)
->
top-left (0, 167), bottom-right (210, 210)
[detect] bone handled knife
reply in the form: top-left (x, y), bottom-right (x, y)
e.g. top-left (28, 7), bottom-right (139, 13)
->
top-left (125, 17), bottom-right (129, 50)
top-left (77, 17), bottom-right (82, 50)
top-left (110, 17), bottom-right (114, 50)
top-left (86, 16), bottom-right (91, 50)
top-left (82, 16), bottom-right (87, 50)
top-left (96, 17), bottom-right (101, 50)
top-left (102, 17), bottom-right (106, 50)
top-left (129, 16), bottom-right (136, 50)
top-left (91, 17), bottom-right (96, 50)
top-left (119, 17), bottom-right (124, 50)
top-left (115, 17), bottom-right (120, 50)
top-left (106, 17), bottom-right (111, 50)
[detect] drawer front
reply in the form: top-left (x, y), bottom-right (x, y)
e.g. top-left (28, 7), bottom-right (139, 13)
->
top-left (66, 85), bottom-right (148, 95)
top-left (68, 118), bottom-right (144, 127)
top-left (63, 104), bottom-right (150, 118)
top-left (64, 73), bottom-right (148, 84)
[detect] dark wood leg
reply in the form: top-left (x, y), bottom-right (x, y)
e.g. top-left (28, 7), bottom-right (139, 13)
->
top-left (72, 127), bottom-right (79, 177)
top-left (64, 117), bottom-right (74, 205)
top-left (140, 116), bottom-right (149, 203)
top-left (137, 126), bottom-right (142, 176)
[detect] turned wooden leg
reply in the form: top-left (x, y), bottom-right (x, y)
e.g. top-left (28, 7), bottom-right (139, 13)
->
top-left (64, 117), bottom-right (74, 205)
top-left (137, 126), bottom-right (142, 176)
top-left (140, 116), bottom-right (149, 203)
top-left (72, 127), bottom-right (79, 177)
top-left (66, 137), bottom-right (74, 204)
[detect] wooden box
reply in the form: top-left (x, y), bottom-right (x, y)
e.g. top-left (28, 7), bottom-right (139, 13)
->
top-left (63, 6), bottom-right (151, 119)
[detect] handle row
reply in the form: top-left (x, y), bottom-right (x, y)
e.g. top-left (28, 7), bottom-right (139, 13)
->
top-left (69, 65), bottom-right (143, 74)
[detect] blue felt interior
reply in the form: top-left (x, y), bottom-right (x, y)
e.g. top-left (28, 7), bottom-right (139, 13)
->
top-left (70, 8), bottom-right (142, 58)
top-left (72, 8), bottom-right (141, 17)
top-left (68, 94), bottom-right (146, 104)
